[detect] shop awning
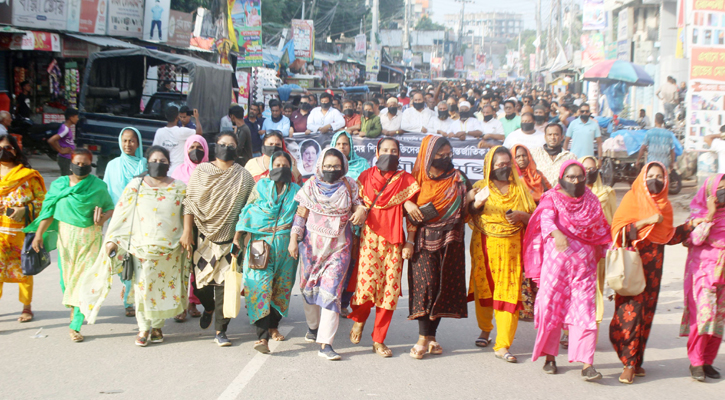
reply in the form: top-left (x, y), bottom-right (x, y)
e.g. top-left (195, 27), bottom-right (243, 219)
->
top-left (315, 52), bottom-right (344, 63)
top-left (382, 64), bottom-right (404, 74)
top-left (66, 34), bottom-right (140, 49)
top-left (0, 26), bottom-right (27, 34)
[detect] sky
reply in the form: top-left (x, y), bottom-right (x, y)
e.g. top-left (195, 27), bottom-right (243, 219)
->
top-left (428, 0), bottom-right (569, 32)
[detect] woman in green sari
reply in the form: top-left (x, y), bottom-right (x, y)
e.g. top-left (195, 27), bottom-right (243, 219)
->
top-left (237, 151), bottom-right (301, 354)
top-left (26, 149), bottom-right (114, 342)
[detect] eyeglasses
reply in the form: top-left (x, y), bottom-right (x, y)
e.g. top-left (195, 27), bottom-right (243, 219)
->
top-left (563, 175), bottom-right (585, 182)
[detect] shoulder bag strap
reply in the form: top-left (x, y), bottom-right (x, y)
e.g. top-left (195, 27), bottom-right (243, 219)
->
top-left (368, 172), bottom-right (396, 210)
top-left (124, 176), bottom-right (145, 255)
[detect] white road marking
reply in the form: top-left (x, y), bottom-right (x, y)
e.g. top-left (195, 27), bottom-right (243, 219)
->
top-left (217, 325), bottom-right (293, 400)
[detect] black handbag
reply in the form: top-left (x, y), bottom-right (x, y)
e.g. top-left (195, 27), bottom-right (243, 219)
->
top-left (120, 178), bottom-right (143, 281)
top-left (410, 202), bottom-right (440, 226)
top-left (21, 205), bottom-right (51, 276)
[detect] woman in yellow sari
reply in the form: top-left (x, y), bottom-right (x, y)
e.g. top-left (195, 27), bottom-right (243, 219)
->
top-left (469, 146), bottom-right (536, 363)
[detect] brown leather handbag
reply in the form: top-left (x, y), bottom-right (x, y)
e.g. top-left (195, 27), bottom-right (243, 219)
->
top-left (248, 203), bottom-right (283, 270)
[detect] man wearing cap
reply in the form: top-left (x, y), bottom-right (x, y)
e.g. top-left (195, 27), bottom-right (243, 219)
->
top-left (429, 101), bottom-right (456, 137)
top-left (451, 101), bottom-right (485, 141)
top-left (381, 97), bottom-right (403, 136)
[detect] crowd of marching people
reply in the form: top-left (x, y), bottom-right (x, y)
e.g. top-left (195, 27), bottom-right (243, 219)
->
top-left (0, 79), bottom-right (722, 384)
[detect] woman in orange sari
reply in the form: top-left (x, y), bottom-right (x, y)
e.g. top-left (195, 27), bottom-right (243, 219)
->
top-left (408, 135), bottom-right (476, 359)
top-left (0, 134), bottom-right (46, 323)
top-left (610, 162), bottom-right (696, 384)
top-left (511, 144), bottom-right (550, 320)
top-left (469, 146), bottom-right (536, 362)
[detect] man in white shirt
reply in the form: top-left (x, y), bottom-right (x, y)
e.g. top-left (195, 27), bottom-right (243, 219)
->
top-left (153, 106), bottom-right (202, 173)
top-left (401, 92), bottom-right (435, 133)
top-left (452, 101), bottom-right (483, 140)
top-left (704, 126), bottom-right (725, 173)
top-left (476, 104), bottom-right (504, 144)
top-left (380, 97), bottom-right (403, 136)
top-left (305, 92), bottom-right (345, 134)
top-left (429, 102), bottom-right (455, 137)
top-left (0, 111), bottom-right (10, 135)
top-left (503, 112), bottom-right (546, 150)
top-left (260, 99), bottom-right (291, 136)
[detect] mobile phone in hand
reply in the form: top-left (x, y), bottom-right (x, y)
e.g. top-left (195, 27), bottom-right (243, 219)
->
top-left (6, 208), bottom-right (15, 217)
top-left (506, 209), bottom-right (513, 215)
top-left (109, 250), bottom-right (117, 258)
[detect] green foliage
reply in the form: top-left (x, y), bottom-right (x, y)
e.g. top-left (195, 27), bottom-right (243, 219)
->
top-left (170, 0), bottom-right (212, 13)
top-left (415, 15), bottom-right (446, 31)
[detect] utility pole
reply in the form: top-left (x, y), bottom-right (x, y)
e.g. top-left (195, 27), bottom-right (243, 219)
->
top-left (403, 0), bottom-right (410, 50)
top-left (371, 0), bottom-right (379, 51)
top-left (536, 0), bottom-right (542, 72)
top-left (556, 0), bottom-right (562, 51)
top-left (301, 0), bottom-right (305, 19)
top-left (454, 0), bottom-right (471, 56)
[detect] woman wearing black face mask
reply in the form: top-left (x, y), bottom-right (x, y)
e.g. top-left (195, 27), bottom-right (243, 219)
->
top-left (245, 131), bottom-right (302, 183)
top-left (348, 138), bottom-right (422, 358)
top-left (180, 132), bottom-right (255, 347)
top-left (237, 151), bottom-right (301, 353)
top-left (408, 136), bottom-right (476, 359)
top-left (610, 162), bottom-right (695, 384)
top-left (26, 149), bottom-right (115, 343)
top-left (523, 161), bottom-right (612, 381)
top-left (78, 146), bottom-right (190, 345)
top-left (290, 148), bottom-right (367, 360)
top-left (469, 146), bottom-right (535, 363)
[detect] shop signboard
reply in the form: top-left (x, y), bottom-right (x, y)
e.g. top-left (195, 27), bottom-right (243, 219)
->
top-left (168, 10), bottom-right (193, 48)
top-left (13, 0), bottom-right (68, 30)
top-left (617, 40), bottom-right (630, 61)
top-left (292, 19), bottom-right (314, 61)
top-left (454, 56), bottom-right (464, 71)
top-left (143, 0), bottom-right (170, 42)
top-left (355, 34), bottom-right (366, 53)
top-left (66, 0), bottom-right (107, 34)
top-left (284, 133), bottom-right (490, 181)
top-left (580, 32), bottom-right (605, 67)
top-left (366, 50), bottom-right (380, 73)
top-left (582, 0), bottom-right (606, 31)
top-left (9, 31), bottom-right (61, 51)
top-left (228, 0), bottom-right (262, 67)
top-left (61, 36), bottom-right (99, 58)
top-left (107, 0), bottom-right (144, 38)
top-left (0, 0), bottom-right (13, 25)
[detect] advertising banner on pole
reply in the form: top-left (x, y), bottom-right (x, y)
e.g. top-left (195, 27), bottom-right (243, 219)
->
top-left (228, 0), bottom-right (263, 67)
top-left (107, 0), bottom-right (145, 38)
top-left (292, 19), bottom-right (314, 61)
top-left (582, 0), bottom-right (607, 31)
top-left (355, 34), bottom-right (366, 53)
top-left (580, 32), bottom-right (605, 67)
top-left (454, 56), bottom-right (464, 71)
top-left (143, 0), bottom-right (170, 42)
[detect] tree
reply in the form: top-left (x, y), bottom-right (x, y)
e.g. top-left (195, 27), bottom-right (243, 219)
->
top-left (415, 16), bottom-right (446, 31)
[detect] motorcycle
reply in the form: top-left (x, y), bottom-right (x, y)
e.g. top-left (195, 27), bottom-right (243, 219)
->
top-left (8, 118), bottom-right (59, 161)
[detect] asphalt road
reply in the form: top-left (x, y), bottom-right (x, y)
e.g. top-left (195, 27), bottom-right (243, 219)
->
top-left (0, 156), bottom-right (723, 399)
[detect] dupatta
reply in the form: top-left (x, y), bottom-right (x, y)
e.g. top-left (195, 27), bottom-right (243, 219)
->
top-left (523, 161), bottom-right (612, 280)
top-left (412, 135), bottom-right (465, 224)
top-left (511, 144), bottom-right (550, 203)
top-left (0, 164), bottom-right (45, 198)
top-left (103, 127), bottom-right (147, 204)
top-left (331, 130), bottom-right (369, 180)
top-left (579, 156), bottom-right (617, 224)
top-left (171, 135), bottom-right (208, 184)
top-left (471, 146), bottom-right (536, 238)
top-left (611, 161), bottom-right (674, 247)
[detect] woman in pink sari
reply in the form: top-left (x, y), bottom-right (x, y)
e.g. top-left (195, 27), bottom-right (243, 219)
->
top-left (170, 135), bottom-right (208, 322)
top-left (523, 160), bottom-right (611, 381)
top-left (681, 174), bottom-right (725, 382)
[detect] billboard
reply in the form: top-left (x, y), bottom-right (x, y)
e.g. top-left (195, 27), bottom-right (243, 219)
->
top-left (66, 0), bottom-right (107, 34)
top-left (13, 0), bottom-right (68, 30)
top-left (229, 0), bottom-right (263, 67)
top-left (292, 19), bottom-right (314, 61)
top-left (582, 0), bottom-right (607, 31)
top-left (168, 10), bottom-right (193, 48)
top-left (143, 0), bottom-right (170, 42)
top-left (107, 0), bottom-right (145, 38)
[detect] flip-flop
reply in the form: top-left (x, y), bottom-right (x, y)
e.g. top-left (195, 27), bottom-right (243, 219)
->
top-left (349, 321), bottom-right (365, 345)
top-left (174, 311), bottom-right (187, 323)
top-left (495, 351), bottom-right (518, 363)
top-left (475, 337), bottom-right (492, 348)
top-left (254, 340), bottom-right (270, 354)
top-left (427, 341), bottom-right (443, 355)
top-left (409, 345), bottom-right (426, 359)
top-left (18, 309), bottom-right (33, 323)
top-left (373, 343), bottom-right (392, 358)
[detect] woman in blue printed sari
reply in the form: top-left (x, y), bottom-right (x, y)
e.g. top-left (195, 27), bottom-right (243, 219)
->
top-left (237, 151), bottom-right (301, 354)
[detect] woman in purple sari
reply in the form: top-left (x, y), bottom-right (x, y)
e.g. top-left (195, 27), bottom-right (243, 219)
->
top-left (681, 174), bottom-right (725, 382)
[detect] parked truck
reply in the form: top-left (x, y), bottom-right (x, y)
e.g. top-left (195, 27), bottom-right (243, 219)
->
top-left (77, 48), bottom-right (235, 175)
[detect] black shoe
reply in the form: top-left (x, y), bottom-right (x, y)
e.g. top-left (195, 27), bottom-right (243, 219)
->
top-left (690, 365), bottom-right (706, 382)
top-left (581, 366), bottom-right (603, 381)
top-left (200, 311), bottom-right (213, 330)
top-left (305, 328), bottom-right (318, 343)
top-left (543, 360), bottom-right (557, 374)
top-left (703, 365), bottom-right (721, 379)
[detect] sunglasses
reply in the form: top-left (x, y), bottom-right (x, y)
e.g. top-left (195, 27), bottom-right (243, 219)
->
top-left (1, 145), bottom-right (14, 152)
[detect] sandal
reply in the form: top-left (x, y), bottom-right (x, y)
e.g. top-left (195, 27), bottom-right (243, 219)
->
top-left (69, 329), bottom-right (84, 343)
top-left (619, 367), bottom-right (635, 384)
top-left (495, 349), bottom-right (518, 363)
top-left (254, 339), bottom-right (270, 354)
top-left (373, 342), bottom-right (393, 358)
top-left (427, 341), bottom-right (443, 355)
top-left (475, 335), bottom-right (492, 348)
top-left (349, 321), bottom-right (365, 345)
top-left (409, 344), bottom-right (427, 359)
top-left (269, 329), bottom-right (285, 341)
top-left (174, 310), bottom-right (187, 323)
top-left (135, 331), bottom-right (149, 347)
top-left (150, 328), bottom-right (164, 343)
top-left (188, 304), bottom-right (201, 318)
top-left (635, 367), bottom-right (646, 377)
top-left (125, 306), bottom-right (135, 318)
top-left (18, 308), bottom-right (33, 323)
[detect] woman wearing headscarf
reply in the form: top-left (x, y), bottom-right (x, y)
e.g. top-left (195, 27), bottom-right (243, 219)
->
top-left (290, 147), bottom-right (367, 361)
top-left (25, 149), bottom-right (115, 342)
top-left (330, 130), bottom-right (370, 316)
top-left (170, 134), bottom-right (208, 322)
top-left (408, 135), bottom-right (475, 359)
top-left (103, 127), bottom-right (147, 317)
top-left (244, 131), bottom-right (302, 183)
top-left (609, 162), bottom-right (694, 384)
top-left (0, 134), bottom-right (46, 323)
top-left (523, 160), bottom-right (611, 381)
top-left (469, 146), bottom-right (536, 363)
top-left (180, 132), bottom-right (255, 347)
top-left (348, 138), bottom-right (421, 357)
top-left (77, 146), bottom-right (189, 346)
top-left (680, 174), bottom-right (725, 382)
top-left (237, 151), bottom-right (301, 354)
top-left (511, 144), bottom-right (550, 321)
